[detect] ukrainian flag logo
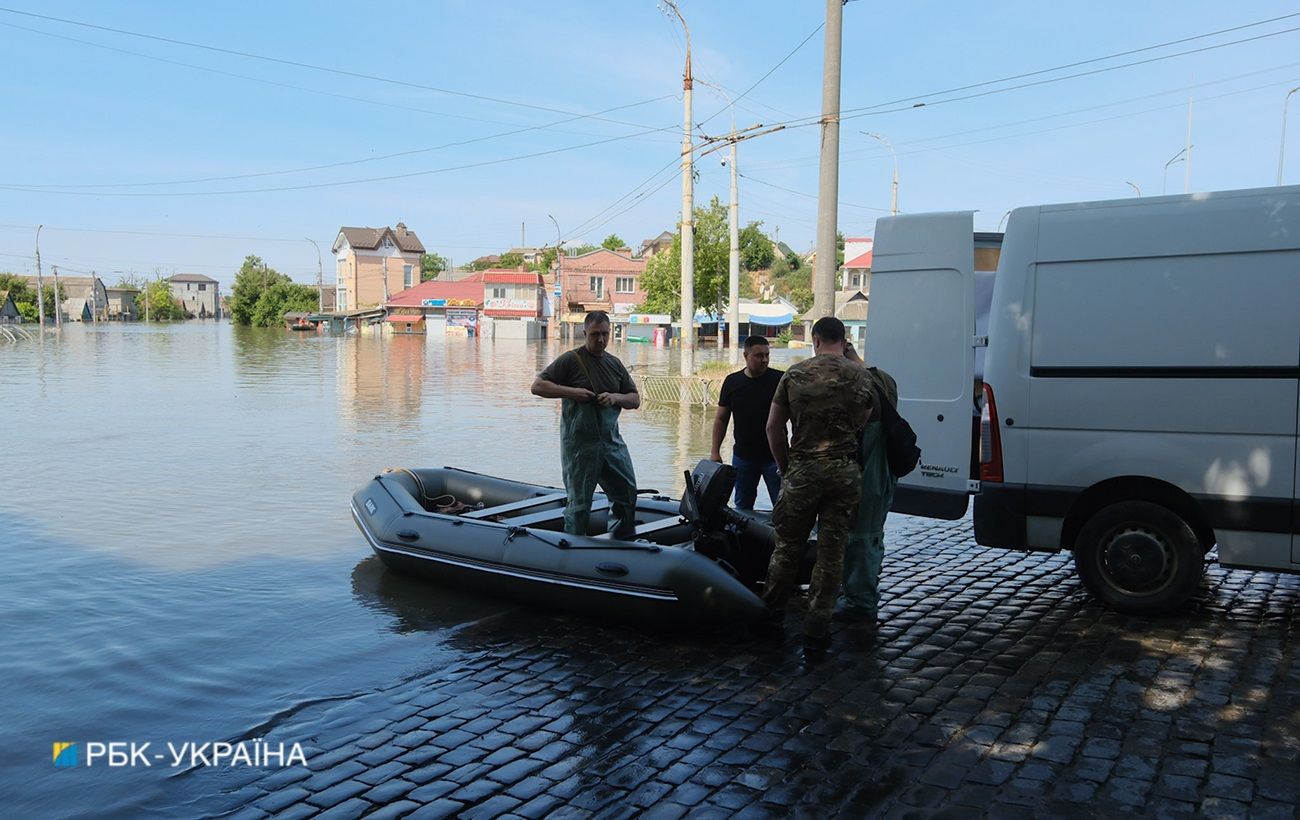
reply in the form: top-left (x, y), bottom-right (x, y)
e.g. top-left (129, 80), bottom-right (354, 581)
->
top-left (53, 742), bottom-right (78, 767)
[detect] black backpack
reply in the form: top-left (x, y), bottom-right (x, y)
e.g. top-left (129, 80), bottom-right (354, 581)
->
top-left (869, 368), bottom-right (921, 478)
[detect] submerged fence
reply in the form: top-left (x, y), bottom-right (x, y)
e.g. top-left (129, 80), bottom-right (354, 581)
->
top-left (639, 375), bottom-right (722, 407)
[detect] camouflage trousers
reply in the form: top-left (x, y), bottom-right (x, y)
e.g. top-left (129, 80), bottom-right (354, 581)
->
top-left (762, 455), bottom-right (862, 638)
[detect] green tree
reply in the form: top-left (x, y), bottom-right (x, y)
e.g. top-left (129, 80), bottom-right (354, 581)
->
top-left (637, 197), bottom-right (731, 319)
top-left (738, 221), bottom-right (774, 271)
top-left (249, 280), bottom-right (319, 327)
top-left (498, 251), bottom-right (525, 268)
top-left (0, 272), bottom-right (63, 321)
top-left (420, 252), bottom-right (447, 281)
top-left (785, 251), bottom-right (802, 271)
top-left (530, 246), bottom-right (559, 274)
top-left (136, 278), bottom-right (186, 321)
top-left (836, 230), bottom-right (846, 268)
top-left (228, 255), bottom-right (312, 326)
top-left (601, 234), bottom-right (626, 252)
top-left (569, 243), bottom-right (599, 256)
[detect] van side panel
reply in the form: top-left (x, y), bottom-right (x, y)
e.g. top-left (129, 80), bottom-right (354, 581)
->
top-left (985, 188), bottom-right (1300, 571)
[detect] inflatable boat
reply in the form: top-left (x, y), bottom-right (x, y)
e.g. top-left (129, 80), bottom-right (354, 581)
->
top-left (351, 461), bottom-right (776, 625)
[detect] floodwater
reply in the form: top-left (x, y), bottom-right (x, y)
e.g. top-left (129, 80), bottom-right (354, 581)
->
top-left (0, 323), bottom-right (799, 817)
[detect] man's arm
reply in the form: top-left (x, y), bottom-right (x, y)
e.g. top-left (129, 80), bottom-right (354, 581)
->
top-left (765, 402), bottom-right (791, 474)
top-left (532, 376), bottom-right (594, 402)
top-left (596, 389), bottom-right (639, 409)
top-left (710, 405), bottom-right (731, 462)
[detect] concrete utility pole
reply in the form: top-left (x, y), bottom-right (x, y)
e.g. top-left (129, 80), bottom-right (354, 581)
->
top-left (306, 238), bottom-right (323, 313)
top-left (728, 137), bottom-right (740, 359)
top-left (52, 266), bottom-right (62, 329)
top-left (664, 0), bottom-right (694, 376)
top-left (33, 226), bottom-right (45, 328)
top-left (548, 214), bottom-right (564, 342)
top-left (812, 0), bottom-right (844, 322)
top-left (1274, 84), bottom-right (1294, 185)
top-left (1185, 93), bottom-right (1194, 193)
top-left (382, 256), bottom-right (390, 304)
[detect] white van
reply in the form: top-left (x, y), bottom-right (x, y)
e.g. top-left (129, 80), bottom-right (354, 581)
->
top-left (865, 185), bottom-right (1300, 614)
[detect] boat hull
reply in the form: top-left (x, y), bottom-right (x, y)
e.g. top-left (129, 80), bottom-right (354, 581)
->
top-left (351, 468), bottom-right (770, 627)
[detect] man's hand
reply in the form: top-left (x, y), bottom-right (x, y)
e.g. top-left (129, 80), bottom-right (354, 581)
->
top-left (595, 392), bottom-right (619, 408)
top-left (572, 387), bottom-right (596, 403)
top-left (709, 450), bottom-right (723, 463)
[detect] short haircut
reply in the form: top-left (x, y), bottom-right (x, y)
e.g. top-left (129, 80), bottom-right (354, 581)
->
top-left (584, 310), bottom-right (611, 328)
top-left (743, 335), bottom-right (770, 351)
top-left (811, 316), bottom-right (846, 344)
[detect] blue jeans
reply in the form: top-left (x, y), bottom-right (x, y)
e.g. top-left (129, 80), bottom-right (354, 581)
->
top-left (732, 454), bottom-right (781, 510)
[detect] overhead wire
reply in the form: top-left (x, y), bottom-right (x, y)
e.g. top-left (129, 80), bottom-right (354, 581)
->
top-left (0, 6), bottom-right (669, 131)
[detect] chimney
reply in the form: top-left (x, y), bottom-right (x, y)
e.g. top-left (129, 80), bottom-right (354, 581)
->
top-left (395, 222), bottom-right (407, 235)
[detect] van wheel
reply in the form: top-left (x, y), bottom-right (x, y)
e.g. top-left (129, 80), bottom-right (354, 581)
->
top-left (1073, 501), bottom-right (1203, 615)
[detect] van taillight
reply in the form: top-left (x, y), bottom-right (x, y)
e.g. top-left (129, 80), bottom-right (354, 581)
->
top-left (979, 382), bottom-right (1004, 483)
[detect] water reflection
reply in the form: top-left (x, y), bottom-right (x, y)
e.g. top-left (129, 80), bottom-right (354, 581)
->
top-left (350, 555), bottom-right (512, 634)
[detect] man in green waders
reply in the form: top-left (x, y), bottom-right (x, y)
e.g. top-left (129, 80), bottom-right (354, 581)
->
top-left (531, 311), bottom-right (640, 539)
top-left (836, 340), bottom-right (898, 625)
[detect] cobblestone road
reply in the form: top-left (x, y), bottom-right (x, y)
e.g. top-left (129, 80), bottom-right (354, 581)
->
top-left (197, 517), bottom-right (1300, 819)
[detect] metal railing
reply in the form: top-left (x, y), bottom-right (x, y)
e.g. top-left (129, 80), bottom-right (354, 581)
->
top-left (639, 375), bottom-right (721, 406)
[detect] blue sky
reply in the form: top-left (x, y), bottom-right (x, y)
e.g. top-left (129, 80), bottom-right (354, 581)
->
top-left (2, 1), bottom-right (1299, 287)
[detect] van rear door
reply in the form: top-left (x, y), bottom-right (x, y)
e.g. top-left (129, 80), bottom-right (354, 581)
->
top-left (866, 212), bottom-right (977, 519)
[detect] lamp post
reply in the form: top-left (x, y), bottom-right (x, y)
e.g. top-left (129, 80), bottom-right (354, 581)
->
top-left (812, 0), bottom-right (845, 324)
top-left (548, 214), bottom-right (564, 342)
top-left (33, 224), bottom-right (45, 330)
top-left (305, 238), bottom-right (323, 313)
top-left (1125, 181), bottom-right (1142, 197)
top-left (663, 0), bottom-right (694, 376)
top-left (862, 131), bottom-right (899, 215)
top-left (700, 79), bottom-right (743, 361)
top-left (1279, 86), bottom-right (1300, 185)
top-left (1163, 147), bottom-right (1188, 195)
top-left (997, 211), bottom-right (1012, 233)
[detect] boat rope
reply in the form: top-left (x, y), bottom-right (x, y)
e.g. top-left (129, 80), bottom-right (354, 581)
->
top-left (503, 526), bottom-right (660, 552)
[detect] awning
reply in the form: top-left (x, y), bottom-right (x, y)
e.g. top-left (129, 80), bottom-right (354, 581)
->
top-left (385, 315), bottom-right (425, 323)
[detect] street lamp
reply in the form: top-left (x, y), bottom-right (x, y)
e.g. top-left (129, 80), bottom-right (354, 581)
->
top-left (997, 210), bottom-right (1012, 232)
top-left (701, 79), bottom-right (743, 361)
top-left (33, 226), bottom-right (45, 328)
top-left (305, 238), bottom-right (323, 313)
top-left (662, 0), bottom-right (695, 376)
top-left (1163, 147), bottom-right (1189, 195)
top-left (1125, 181), bottom-right (1142, 197)
top-left (1278, 85), bottom-right (1300, 186)
top-left (548, 214), bottom-right (564, 342)
top-left (862, 131), bottom-right (899, 215)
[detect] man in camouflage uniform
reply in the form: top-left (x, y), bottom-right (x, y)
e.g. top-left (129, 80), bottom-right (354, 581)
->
top-left (837, 341), bottom-right (899, 624)
top-left (761, 316), bottom-right (874, 655)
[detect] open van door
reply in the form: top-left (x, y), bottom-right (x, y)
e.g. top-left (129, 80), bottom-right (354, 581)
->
top-left (866, 212), bottom-right (977, 519)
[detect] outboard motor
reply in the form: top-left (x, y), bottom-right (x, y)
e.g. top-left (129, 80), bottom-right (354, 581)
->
top-left (679, 459), bottom-right (736, 531)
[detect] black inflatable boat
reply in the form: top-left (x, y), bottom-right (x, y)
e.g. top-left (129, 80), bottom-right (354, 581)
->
top-left (351, 461), bottom-right (776, 625)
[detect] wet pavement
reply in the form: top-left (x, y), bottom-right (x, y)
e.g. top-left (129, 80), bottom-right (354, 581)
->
top-left (195, 516), bottom-right (1300, 819)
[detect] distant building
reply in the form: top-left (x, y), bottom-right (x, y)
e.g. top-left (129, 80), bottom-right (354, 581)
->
top-left (104, 287), bottom-right (139, 321)
top-left (167, 273), bottom-right (221, 319)
top-left (482, 269), bottom-right (546, 320)
top-left (840, 237), bottom-right (873, 290)
top-left (559, 248), bottom-right (647, 322)
top-left (333, 223), bottom-right (426, 311)
top-left (0, 290), bottom-right (20, 324)
top-left (637, 231), bottom-right (674, 259)
top-left (505, 247), bottom-right (547, 266)
top-left (386, 272), bottom-right (484, 335)
top-left (18, 274), bottom-right (107, 322)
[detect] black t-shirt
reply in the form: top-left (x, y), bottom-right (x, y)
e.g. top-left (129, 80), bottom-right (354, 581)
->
top-left (719, 367), bottom-right (784, 461)
top-left (538, 347), bottom-right (636, 396)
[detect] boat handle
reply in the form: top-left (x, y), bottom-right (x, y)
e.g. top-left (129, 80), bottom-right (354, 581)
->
top-left (395, 529), bottom-right (420, 542)
top-left (596, 562), bottom-right (629, 577)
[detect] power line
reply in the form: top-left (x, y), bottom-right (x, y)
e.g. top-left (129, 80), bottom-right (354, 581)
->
top-left (0, 127), bottom-right (670, 197)
top-left (739, 174), bottom-right (891, 212)
top-left (2, 92), bottom-right (677, 189)
top-left (696, 22), bottom-right (823, 129)
top-left (763, 12), bottom-right (1300, 131)
top-left (0, 6), bottom-right (668, 131)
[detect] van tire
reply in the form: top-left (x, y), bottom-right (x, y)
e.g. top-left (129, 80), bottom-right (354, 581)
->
top-left (1073, 501), bottom-right (1203, 615)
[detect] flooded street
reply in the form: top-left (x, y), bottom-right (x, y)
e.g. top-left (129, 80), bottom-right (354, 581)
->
top-left (0, 324), bottom-right (787, 816)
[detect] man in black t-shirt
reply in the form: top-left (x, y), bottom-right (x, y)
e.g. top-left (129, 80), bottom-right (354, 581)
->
top-left (711, 335), bottom-right (784, 509)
